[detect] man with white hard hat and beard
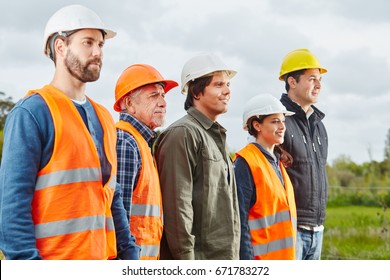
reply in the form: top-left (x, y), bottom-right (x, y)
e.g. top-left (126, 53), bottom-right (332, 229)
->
top-left (0, 5), bottom-right (139, 260)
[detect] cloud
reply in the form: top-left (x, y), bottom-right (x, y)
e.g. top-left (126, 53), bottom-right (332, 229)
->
top-left (326, 48), bottom-right (390, 96)
top-left (269, 0), bottom-right (390, 23)
top-left (1, 0), bottom-right (389, 164)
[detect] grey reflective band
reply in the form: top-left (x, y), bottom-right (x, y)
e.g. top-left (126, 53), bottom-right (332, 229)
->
top-left (131, 204), bottom-right (161, 217)
top-left (35, 215), bottom-right (107, 239)
top-left (248, 210), bottom-right (291, 230)
top-left (140, 245), bottom-right (159, 257)
top-left (253, 237), bottom-right (294, 256)
top-left (107, 176), bottom-right (116, 190)
top-left (36, 168), bottom-right (102, 190)
top-left (106, 216), bottom-right (115, 231)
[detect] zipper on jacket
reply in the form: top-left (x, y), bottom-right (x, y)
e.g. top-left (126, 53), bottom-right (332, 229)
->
top-left (317, 136), bottom-right (321, 145)
top-left (302, 135), bottom-right (307, 144)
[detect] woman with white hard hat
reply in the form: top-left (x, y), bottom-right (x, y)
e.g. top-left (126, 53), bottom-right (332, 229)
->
top-left (234, 94), bottom-right (297, 260)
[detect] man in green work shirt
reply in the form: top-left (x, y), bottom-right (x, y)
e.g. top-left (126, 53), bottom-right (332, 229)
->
top-left (154, 53), bottom-right (240, 260)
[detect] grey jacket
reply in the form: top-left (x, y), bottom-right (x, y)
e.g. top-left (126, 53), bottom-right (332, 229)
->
top-left (154, 107), bottom-right (240, 260)
top-left (280, 94), bottom-right (328, 227)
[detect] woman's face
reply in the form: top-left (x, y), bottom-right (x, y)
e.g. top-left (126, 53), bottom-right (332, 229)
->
top-left (255, 113), bottom-right (286, 146)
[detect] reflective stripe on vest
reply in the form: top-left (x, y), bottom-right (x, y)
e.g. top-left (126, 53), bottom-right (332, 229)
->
top-left (140, 245), bottom-right (160, 258)
top-left (131, 204), bottom-right (161, 217)
top-left (36, 168), bottom-right (101, 190)
top-left (35, 215), bottom-right (106, 238)
top-left (36, 168), bottom-right (117, 191)
top-left (106, 176), bottom-right (117, 191)
top-left (248, 210), bottom-right (291, 230)
top-left (253, 237), bottom-right (295, 257)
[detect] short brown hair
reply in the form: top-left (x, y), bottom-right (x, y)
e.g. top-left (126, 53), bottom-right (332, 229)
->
top-left (184, 74), bottom-right (214, 110)
top-left (284, 69), bottom-right (306, 91)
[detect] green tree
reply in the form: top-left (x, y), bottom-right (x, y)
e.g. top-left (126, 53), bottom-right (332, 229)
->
top-left (385, 128), bottom-right (390, 161)
top-left (0, 91), bottom-right (15, 130)
top-left (0, 91), bottom-right (16, 160)
top-left (329, 155), bottom-right (365, 187)
top-left (381, 128), bottom-right (390, 186)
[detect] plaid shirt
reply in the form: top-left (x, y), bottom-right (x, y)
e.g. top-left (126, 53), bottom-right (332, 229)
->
top-left (116, 113), bottom-right (156, 221)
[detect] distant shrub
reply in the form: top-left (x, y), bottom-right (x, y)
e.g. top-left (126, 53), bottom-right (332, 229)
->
top-left (328, 186), bottom-right (390, 207)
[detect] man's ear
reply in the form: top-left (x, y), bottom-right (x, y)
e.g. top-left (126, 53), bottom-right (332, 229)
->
top-left (287, 76), bottom-right (297, 89)
top-left (124, 96), bottom-right (136, 114)
top-left (53, 37), bottom-right (66, 60)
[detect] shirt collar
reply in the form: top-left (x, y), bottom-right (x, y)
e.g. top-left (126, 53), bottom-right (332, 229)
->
top-left (306, 106), bottom-right (314, 119)
top-left (254, 142), bottom-right (280, 163)
top-left (187, 107), bottom-right (226, 132)
top-left (281, 93), bottom-right (325, 121)
top-left (119, 112), bottom-right (156, 144)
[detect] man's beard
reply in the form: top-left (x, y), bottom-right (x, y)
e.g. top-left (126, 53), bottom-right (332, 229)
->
top-left (65, 50), bottom-right (102, 83)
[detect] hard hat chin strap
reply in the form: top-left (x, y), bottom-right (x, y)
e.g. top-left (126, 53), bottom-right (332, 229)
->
top-left (47, 31), bottom-right (74, 61)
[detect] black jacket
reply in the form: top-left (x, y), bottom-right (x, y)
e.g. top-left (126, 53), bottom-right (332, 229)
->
top-left (280, 94), bottom-right (328, 226)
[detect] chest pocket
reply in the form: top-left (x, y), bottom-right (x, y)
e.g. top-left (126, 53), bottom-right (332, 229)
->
top-left (313, 132), bottom-right (328, 165)
top-left (201, 147), bottom-right (223, 161)
top-left (201, 146), bottom-right (228, 185)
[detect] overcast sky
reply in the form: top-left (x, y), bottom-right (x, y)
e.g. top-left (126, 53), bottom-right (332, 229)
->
top-left (1, 0), bottom-right (390, 164)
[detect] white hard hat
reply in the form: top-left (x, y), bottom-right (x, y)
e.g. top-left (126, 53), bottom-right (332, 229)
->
top-left (242, 94), bottom-right (295, 130)
top-left (43, 4), bottom-right (116, 57)
top-left (181, 53), bottom-right (237, 94)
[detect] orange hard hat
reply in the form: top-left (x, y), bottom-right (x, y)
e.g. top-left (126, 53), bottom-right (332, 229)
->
top-left (114, 64), bottom-right (178, 112)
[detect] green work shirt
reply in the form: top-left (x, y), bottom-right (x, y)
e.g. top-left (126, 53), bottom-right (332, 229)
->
top-left (154, 107), bottom-right (240, 260)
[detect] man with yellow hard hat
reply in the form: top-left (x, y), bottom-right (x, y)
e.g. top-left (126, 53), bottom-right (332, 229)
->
top-left (279, 49), bottom-right (328, 260)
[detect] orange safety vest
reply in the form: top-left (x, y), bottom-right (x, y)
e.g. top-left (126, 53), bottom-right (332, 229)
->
top-left (116, 120), bottom-right (163, 260)
top-left (27, 84), bottom-right (118, 260)
top-left (236, 143), bottom-right (297, 260)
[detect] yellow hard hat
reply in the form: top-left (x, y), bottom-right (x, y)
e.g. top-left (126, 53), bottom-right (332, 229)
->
top-left (279, 48), bottom-right (327, 81)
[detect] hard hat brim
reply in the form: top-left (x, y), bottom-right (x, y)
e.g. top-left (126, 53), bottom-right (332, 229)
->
top-left (279, 67), bottom-right (327, 81)
top-left (181, 69), bottom-right (237, 94)
top-left (113, 79), bottom-right (178, 112)
top-left (242, 110), bottom-right (295, 130)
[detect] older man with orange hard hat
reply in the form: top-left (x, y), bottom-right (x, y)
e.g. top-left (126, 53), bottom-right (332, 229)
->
top-left (113, 64), bottom-right (178, 260)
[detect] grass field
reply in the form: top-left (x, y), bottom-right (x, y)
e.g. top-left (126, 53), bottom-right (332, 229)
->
top-left (1, 206), bottom-right (388, 260)
top-left (322, 206), bottom-right (390, 260)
